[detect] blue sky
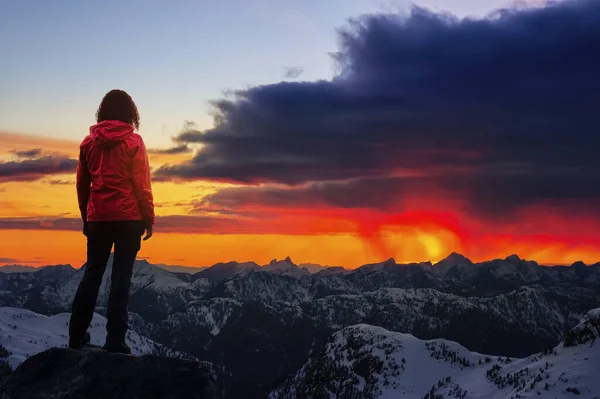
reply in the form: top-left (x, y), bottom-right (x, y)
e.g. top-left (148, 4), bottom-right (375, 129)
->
top-left (1, 0), bottom-right (535, 147)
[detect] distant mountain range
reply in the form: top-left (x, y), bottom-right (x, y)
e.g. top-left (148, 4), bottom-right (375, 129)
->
top-left (0, 265), bottom-right (43, 273)
top-left (0, 253), bottom-right (598, 390)
top-left (0, 256), bottom-right (342, 276)
top-left (3, 252), bottom-right (595, 276)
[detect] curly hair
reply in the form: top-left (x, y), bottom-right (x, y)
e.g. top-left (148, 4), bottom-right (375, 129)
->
top-left (95, 89), bottom-right (140, 129)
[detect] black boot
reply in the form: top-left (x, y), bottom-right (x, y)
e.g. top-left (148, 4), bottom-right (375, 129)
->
top-left (103, 340), bottom-right (131, 354)
top-left (68, 337), bottom-right (83, 350)
top-left (69, 331), bottom-right (94, 349)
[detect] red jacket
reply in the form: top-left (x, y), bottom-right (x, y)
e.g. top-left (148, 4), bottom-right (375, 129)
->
top-left (77, 120), bottom-right (155, 227)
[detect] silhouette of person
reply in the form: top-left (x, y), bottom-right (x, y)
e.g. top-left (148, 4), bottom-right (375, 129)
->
top-left (69, 89), bottom-right (155, 354)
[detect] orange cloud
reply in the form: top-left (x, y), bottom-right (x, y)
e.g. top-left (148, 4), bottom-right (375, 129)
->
top-left (0, 132), bottom-right (79, 157)
top-left (1, 133), bottom-right (600, 268)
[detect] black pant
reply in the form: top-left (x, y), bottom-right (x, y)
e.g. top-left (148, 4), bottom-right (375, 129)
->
top-left (69, 220), bottom-right (144, 344)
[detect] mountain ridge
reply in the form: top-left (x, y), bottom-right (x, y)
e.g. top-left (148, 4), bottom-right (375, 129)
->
top-left (4, 252), bottom-right (599, 275)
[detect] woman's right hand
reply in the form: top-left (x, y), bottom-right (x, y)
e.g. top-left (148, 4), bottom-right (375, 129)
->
top-left (143, 226), bottom-right (153, 241)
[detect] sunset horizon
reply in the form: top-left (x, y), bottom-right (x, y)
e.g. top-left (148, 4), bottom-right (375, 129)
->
top-left (2, 0), bottom-right (600, 269)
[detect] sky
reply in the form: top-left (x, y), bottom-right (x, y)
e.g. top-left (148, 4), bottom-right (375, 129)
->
top-left (1, 0), bottom-right (599, 268)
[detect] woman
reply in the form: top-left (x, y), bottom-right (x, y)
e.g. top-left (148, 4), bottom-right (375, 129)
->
top-left (69, 89), bottom-right (155, 354)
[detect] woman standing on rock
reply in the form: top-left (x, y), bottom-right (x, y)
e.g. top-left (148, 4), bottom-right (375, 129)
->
top-left (69, 89), bottom-right (155, 354)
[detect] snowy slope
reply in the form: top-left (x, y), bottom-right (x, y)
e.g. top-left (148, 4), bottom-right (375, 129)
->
top-left (162, 298), bottom-right (243, 337)
top-left (0, 307), bottom-right (187, 370)
top-left (272, 309), bottom-right (600, 399)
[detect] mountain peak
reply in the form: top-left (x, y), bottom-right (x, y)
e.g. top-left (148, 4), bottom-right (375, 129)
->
top-left (269, 257), bottom-right (295, 266)
top-left (449, 251), bottom-right (468, 259)
top-left (195, 261), bottom-right (259, 282)
top-left (505, 254), bottom-right (521, 263)
top-left (263, 257), bottom-right (309, 277)
top-left (438, 252), bottom-right (471, 264)
top-left (571, 261), bottom-right (587, 268)
top-left (433, 252), bottom-right (473, 274)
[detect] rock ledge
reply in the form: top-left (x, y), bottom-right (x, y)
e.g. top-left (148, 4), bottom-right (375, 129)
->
top-left (0, 347), bottom-right (228, 399)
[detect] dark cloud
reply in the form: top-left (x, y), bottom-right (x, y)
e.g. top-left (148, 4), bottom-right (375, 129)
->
top-left (0, 216), bottom-right (243, 233)
top-left (0, 215), bottom-right (299, 234)
top-left (155, 0), bottom-right (600, 217)
top-left (148, 144), bottom-right (192, 155)
top-left (11, 148), bottom-right (43, 158)
top-left (154, 215), bottom-right (244, 233)
top-left (201, 176), bottom-right (420, 211)
top-left (0, 155), bottom-right (78, 183)
top-left (0, 258), bottom-right (18, 263)
top-left (282, 67), bottom-right (304, 79)
top-left (154, 199), bottom-right (264, 217)
top-left (201, 172), bottom-right (600, 219)
top-left (0, 217), bottom-right (82, 231)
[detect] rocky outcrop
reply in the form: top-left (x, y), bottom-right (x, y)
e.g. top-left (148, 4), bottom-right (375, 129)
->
top-left (0, 348), bottom-right (231, 399)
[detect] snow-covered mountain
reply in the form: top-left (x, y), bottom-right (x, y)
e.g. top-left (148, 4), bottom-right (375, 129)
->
top-left (0, 307), bottom-right (188, 370)
top-left (272, 308), bottom-right (600, 399)
top-left (1, 253), bottom-right (599, 387)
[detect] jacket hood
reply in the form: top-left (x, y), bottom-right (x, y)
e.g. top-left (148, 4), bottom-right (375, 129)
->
top-left (89, 120), bottom-right (135, 149)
